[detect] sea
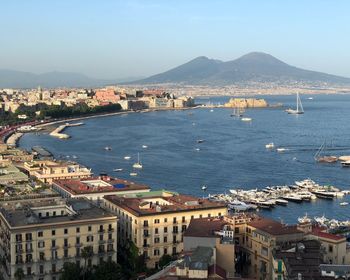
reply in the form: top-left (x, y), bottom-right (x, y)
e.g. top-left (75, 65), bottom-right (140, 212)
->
top-left (19, 94), bottom-right (350, 224)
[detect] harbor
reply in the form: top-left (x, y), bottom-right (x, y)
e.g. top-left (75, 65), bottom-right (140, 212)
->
top-left (49, 122), bottom-right (84, 139)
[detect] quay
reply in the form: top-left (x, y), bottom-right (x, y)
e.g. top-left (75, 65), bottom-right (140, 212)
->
top-left (49, 122), bottom-right (84, 139)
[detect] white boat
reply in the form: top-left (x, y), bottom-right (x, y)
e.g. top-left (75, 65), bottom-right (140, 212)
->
top-left (275, 199), bottom-right (288, 206)
top-left (142, 145), bottom-right (148, 149)
top-left (340, 202), bottom-right (349, 206)
top-left (195, 148), bottom-right (200, 151)
top-left (277, 148), bottom-right (288, 152)
top-left (308, 97), bottom-right (313, 100)
top-left (265, 143), bottom-right (275, 149)
top-left (133, 153), bottom-right (143, 169)
top-left (241, 117), bottom-right (252, 122)
top-left (210, 109), bottom-right (214, 112)
top-left (341, 160), bottom-right (350, 167)
top-left (104, 146), bottom-right (112, 151)
top-left (228, 200), bottom-right (250, 212)
top-left (197, 139), bottom-right (205, 143)
top-left (298, 214), bottom-right (311, 224)
top-left (113, 168), bottom-right (123, 172)
top-left (124, 156), bottom-right (131, 160)
top-left (201, 185), bottom-right (207, 191)
top-left (129, 172), bottom-right (138, 176)
top-left (286, 92), bottom-right (304, 114)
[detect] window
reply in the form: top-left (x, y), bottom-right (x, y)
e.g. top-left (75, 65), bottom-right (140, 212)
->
top-left (173, 217), bottom-right (177, 224)
top-left (88, 226), bottom-right (92, 232)
top-left (99, 225), bottom-right (104, 232)
top-left (173, 226), bottom-right (178, 233)
top-left (164, 236), bottom-right (168, 243)
top-left (38, 241), bottom-right (45, 248)
top-left (182, 216), bottom-right (185, 223)
top-left (164, 227), bottom-right (168, 233)
top-left (108, 233), bottom-right (112, 240)
top-left (329, 245), bottom-right (333, 253)
top-left (76, 227), bottom-right (80, 233)
top-left (39, 252), bottom-right (45, 261)
top-left (235, 227), bottom-right (239, 234)
top-left (53, 211), bottom-right (56, 216)
top-left (76, 237), bottom-right (80, 244)
top-left (52, 230), bottom-right (56, 236)
top-left (51, 240), bottom-right (56, 248)
top-left (64, 239), bottom-right (68, 246)
top-left (154, 249), bottom-right (160, 256)
top-left (64, 229), bottom-right (68, 234)
top-left (46, 212), bottom-right (49, 217)
top-left (154, 237), bottom-right (160, 243)
top-left (172, 247), bottom-right (177, 255)
top-left (261, 246), bottom-right (268, 256)
top-left (87, 235), bottom-right (94, 242)
top-left (181, 225), bottom-right (187, 232)
top-left (154, 219), bottom-right (160, 224)
top-left (155, 228), bottom-right (159, 234)
top-left (144, 220), bottom-right (149, 227)
top-left (38, 231), bottom-right (43, 237)
top-left (199, 214), bottom-right (202, 218)
top-left (16, 234), bottom-right (22, 242)
top-left (164, 218), bottom-right (167, 223)
top-left (191, 215), bottom-right (194, 220)
top-left (99, 234), bottom-right (104, 241)
top-left (208, 214), bottom-right (211, 218)
top-left (218, 212), bottom-right (222, 216)
top-left (144, 230), bottom-right (149, 237)
top-left (108, 224), bottom-right (112, 230)
top-left (39, 265), bottom-right (44, 274)
top-left (25, 233), bottom-right (32, 241)
top-left (164, 248), bottom-right (168, 255)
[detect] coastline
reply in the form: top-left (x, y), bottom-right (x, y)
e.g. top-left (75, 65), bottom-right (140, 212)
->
top-left (5, 106), bottom-right (201, 147)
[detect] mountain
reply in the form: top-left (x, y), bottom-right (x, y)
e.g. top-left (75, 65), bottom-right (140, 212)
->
top-left (131, 52), bottom-right (350, 85)
top-left (0, 69), bottom-right (114, 88)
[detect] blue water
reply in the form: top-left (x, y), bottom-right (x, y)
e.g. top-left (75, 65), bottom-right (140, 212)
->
top-left (19, 94), bottom-right (350, 223)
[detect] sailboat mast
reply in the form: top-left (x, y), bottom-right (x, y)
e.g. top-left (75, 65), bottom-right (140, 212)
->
top-left (296, 93), bottom-right (299, 112)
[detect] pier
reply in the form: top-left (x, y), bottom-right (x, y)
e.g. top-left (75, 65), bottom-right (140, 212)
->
top-left (49, 122), bottom-right (84, 139)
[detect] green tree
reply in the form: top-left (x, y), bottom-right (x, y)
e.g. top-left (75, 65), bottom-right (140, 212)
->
top-left (81, 246), bottom-right (93, 280)
top-left (158, 254), bottom-right (173, 268)
top-left (93, 261), bottom-right (126, 280)
top-left (60, 262), bottom-right (82, 280)
top-left (14, 268), bottom-right (25, 280)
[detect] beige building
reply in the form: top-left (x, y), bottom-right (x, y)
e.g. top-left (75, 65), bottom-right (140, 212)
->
top-left (103, 190), bottom-right (227, 268)
top-left (23, 160), bottom-right (92, 184)
top-left (0, 197), bottom-right (117, 280)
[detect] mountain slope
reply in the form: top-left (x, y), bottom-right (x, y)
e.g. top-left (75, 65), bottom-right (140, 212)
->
top-left (131, 52), bottom-right (350, 85)
top-left (0, 69), bottom-right (114, 88)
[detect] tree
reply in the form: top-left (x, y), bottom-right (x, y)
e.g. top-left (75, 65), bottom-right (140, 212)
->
top-left (159, 254), bottom-right (173, 268)
top-left (81, 246), bottom-right (93, 280)
top-left (60, 262), bottom-right (81, 280)
top-left (14, 268), bottom-right (24, 280)
top-left (93, 261), bottom-right (127, 280)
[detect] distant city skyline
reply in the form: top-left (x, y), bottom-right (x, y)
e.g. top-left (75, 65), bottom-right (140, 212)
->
top-left (1, 0), bottom-right (350, 80)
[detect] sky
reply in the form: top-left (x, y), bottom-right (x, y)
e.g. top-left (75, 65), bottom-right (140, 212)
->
top-left (1, 0), bottom-right (350, 79)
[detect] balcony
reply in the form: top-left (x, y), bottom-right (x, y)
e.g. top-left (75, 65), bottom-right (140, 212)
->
top-left (25, 248), bottom-right (33, 253)
top-left (108, 228), bottom-right (114, 232)
top-left (107, 239), bottom-right (114, 243)
top-left (143, 233), bottom-right (149, 237)
top-left (98, 229), bottom-right (105, 233)
top-left (98, 240), bottom-right (106, 244)
top-left (63, 244), bottom-right (71, 249)
top-left (143, 244), bottom-right (149, 248)
top-left (50, 246), bottom-right (59, 250)
top-left (143, 223), bottom-right (149, 228)
top-left (75, 243), bottom-right (83, 247)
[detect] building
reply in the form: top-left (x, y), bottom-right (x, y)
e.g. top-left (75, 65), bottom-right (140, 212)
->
top-left (0, 163), bottom-right (28, 184)
top-left (184, 217), bottom-right (236, 277)
top-left (93, 89), bottom-right (120, 104)
top-left (0, 197), bottom-right (118, 280)
top-left (52, 175), bottom-right (150, 202)
top-left (272, 240), bottom-right (324, 280)
top-left (242, 216), bottom-right (304, 279)
top-left (23, 160), bottom-right (92, 184)
top-left (320, 264), bottom-right (350, 279)
top-left (103, 190), bottom-right (227, 268)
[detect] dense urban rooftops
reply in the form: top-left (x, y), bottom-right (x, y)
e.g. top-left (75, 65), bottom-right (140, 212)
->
top-left (184, 217), bottom-right (229, 238)
top-left (53, 175), bottom-right (150, 195)
top-left (104, 192), bottom-right (226, 217)
top-left (248, 216), bottom-right (303, 236)
top-left (0, 197), bottom-right (116, 228)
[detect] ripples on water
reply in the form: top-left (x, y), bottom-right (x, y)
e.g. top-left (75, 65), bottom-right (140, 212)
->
top-left (19, 94), bottom-right (350, 223)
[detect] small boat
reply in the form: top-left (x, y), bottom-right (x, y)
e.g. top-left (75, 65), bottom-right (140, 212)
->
top-left (72, 155), bottom-right (78, 159)
top-left (210, 109), bottom-right (214, 112)
top-left (308, 97), bottom-right (313, 100)
top-left (133, 153), bottom-right (143, 169)
top-left (201, 185), bottom-right (207, 191)
top-left (142, 145), bottom-right (148, 149)
top-left (275, 199), bottom-right (288, 206)
top-left (197, 139), bottom-right (205, 144)
top-left (340, 202), bottom-right (349, 206)
top-left (282, 195), bottom-right (303, 203)
top-left (311, 190), bottom-right (335, 199)
top-left (195, 148), bottom-right (200, 151)
top-left (314, 140), bottom-right (337, 163)
top-left (277, 148), bottom-right (288, 153)
top-left (341, 161), bottom-right (350, 167)
top-left (286, 92), bottom-right (304, 114)
top-left (265, 143), bottom-right (275, 149)
top-left (129, 172), bottom-right (138, 176)
top-left (104, 146), bottom-right (112, 151)
top-left (241, 117), bottom-right (252, 122)
top-left (124, 156), bottom-right (131, 160)
top-left (113, 168), bottom-right (123, 172)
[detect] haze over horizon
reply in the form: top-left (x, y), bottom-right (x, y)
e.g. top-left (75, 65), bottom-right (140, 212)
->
top-left (2, 0), bottom-right (350, 80)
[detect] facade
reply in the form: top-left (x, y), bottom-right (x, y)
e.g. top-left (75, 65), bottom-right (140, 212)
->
top-left (23, 160), bottom-right (92, 184)
top-left (183, 217), bottom-right (236, 277)
top-left (93, 89), bottom-right (120, 103)
top-left (103, 190), bottom-right (227, 268)
top-left (0, 197), bottom-right (117, 280)
top-left (52, 175), bottom-right (150, 202)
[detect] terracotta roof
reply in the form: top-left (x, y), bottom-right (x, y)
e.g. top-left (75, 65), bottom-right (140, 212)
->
top-left (311, 226), bottom-right (345, 241)
top-left (104, 194), bottom-right (226, 217)
top-left (53, 176), bottom-right (150, 195)
top-left (248, 217), bottom-right (303, 236)
top-left (184, 217), bottom-right (228, 238)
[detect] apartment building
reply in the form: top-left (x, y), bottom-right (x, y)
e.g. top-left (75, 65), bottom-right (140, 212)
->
top-left (103, 190), bottom-right (227, 268)
top-left (52, 174), bottom-right (150, 202)
top-left (0, 197), bottom-right (117, 280)
top-left (23, 160), bottom-right (92, 184)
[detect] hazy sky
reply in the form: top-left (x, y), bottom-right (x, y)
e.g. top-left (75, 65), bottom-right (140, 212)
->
top-left (1, 0), bottom-right (350, 79)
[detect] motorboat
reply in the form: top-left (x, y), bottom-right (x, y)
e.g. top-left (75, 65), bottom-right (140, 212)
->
top-left (124, 156), bottom-right (131, 160)
top-left (281, 195), bottom-right (303, 203)
top-left (113, 168), bottom-right (123, 172)
top-left (340, 202), bottom-right (349, 206)
top-left (341, 160), bottom-right (350, 167)
top-left (274, 199), bottom-right (288, 206)
top-left (104, 146), bottom-right (112, 151)
top-left (265, 143), bottom-right (275, 149)
top-left (311, 190), bottom-right (336, 199)
top-left (129, 172), bottom-right (138, 176)
top-left (241, 117), bottom-right (252, 122)
top-left (277, 148), bottom-right (288, 153)
top-left (197, 139), bottom-right (205, 143)
top-left (142, 145), bottom-right (148, 149)
top-left (133, 153), bottom-right (143, 169)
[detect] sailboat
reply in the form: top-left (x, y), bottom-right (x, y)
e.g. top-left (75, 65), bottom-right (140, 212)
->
top-left (314, 140), bottom-right (337, 163)
top-left (230, 107), bottom-right (244, 117)
top-left (133, 153), bottom-right (143, 169)
top-left (285, 93), bottom-right (304, 114)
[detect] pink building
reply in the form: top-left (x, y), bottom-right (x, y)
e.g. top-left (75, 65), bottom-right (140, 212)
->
top-left (93, 89), bottom-right (120, 103)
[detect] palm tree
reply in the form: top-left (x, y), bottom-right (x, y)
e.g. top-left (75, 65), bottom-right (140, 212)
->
top-left (14, 268), bottom-right (24, 280)
top-left (81, 246), bottom-right (93, 280)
